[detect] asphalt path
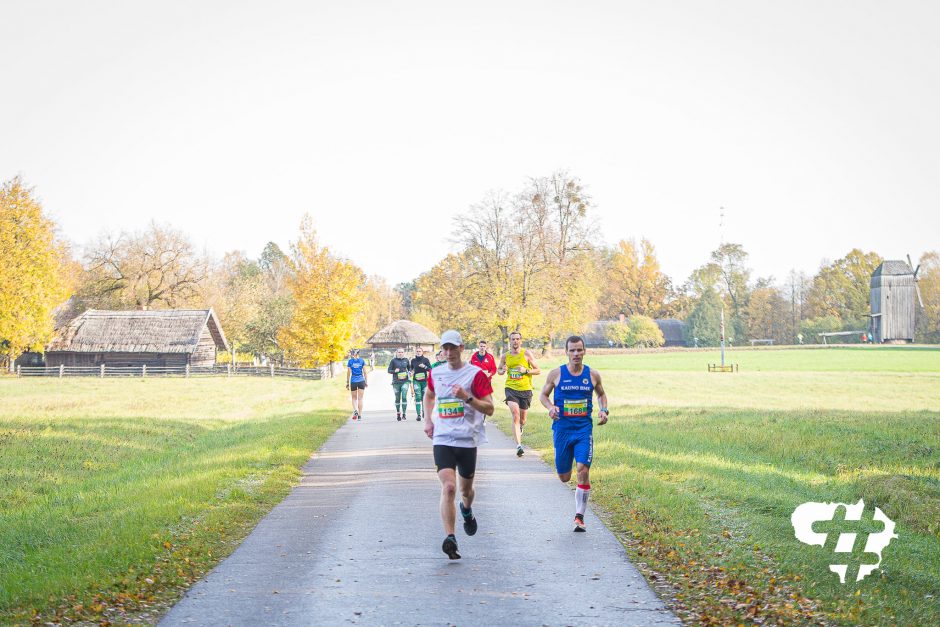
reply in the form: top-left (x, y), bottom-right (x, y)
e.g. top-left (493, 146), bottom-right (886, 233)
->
top-left (160, 372), bottom-right (678, 626)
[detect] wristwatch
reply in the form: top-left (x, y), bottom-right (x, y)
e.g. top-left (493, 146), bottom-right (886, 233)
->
top-left (599, 408), bottom-right (609, 415)
top-left (467, 396), bottom-right (475, 404)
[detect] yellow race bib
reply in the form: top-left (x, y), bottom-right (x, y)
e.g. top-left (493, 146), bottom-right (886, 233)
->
top-left (438, 397), bottom-right (466, 419)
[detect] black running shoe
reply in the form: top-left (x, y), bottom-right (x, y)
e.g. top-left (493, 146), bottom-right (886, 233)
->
top-left (442, 535), bottom-right (461, 559)
top-left (516, 445), bottom-right (524, 457)
top-left (459, 502), bottom-right (478, 536)
top-left (416, 415), bottom-right (422, 421)
top-left (574, 513), bottom-right (586, 532)
top-left (397, 413), bottom-right (402, 421)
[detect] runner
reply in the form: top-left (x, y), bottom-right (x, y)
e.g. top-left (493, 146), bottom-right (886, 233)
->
top-left (410, 346), bottom-right (432, 421)
top-left (470, 340), bottom-right (497, 384)
top-left (430, 349), bottom-right (446, 368)
top-left (388, 347), bottom-right (412, 421)
top-left (345, 349), bottom-right (368, 420)
top-left (497, 330), bottom-right (540, 457)
top-left (424, 330), bottom-right (494, 559)
top-left (538, 335), bottom-right (609, 532)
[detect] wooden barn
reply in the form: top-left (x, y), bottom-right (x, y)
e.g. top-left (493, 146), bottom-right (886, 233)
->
top-left (45, 309), bottom-right (229, 368)
top-left (366, 320), bottom-right (439, 352)
top-left (870, 260), bottom-right (922, 343)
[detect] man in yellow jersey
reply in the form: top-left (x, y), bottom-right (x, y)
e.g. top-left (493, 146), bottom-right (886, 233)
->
top-left (497, 330), bottom-right (541, 457)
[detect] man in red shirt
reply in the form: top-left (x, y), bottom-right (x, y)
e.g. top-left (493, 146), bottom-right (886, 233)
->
top-left (469, 340), bottom-right (497, 383)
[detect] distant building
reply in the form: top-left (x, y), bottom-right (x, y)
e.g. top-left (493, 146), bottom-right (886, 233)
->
top-left (366, 320), bottom-right (439, 353)
top-left (45, 309), bottom-right (229, 368)
top-left (581, 318), bottom-right (688, 348)
top-left (870, 260), bottom-right (922, 343)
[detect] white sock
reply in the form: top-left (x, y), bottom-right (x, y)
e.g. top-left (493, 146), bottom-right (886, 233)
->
top-left (576, 484), bottom-right (591, 516)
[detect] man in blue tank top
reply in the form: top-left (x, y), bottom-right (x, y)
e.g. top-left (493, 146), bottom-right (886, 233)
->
top-left (538, 335), bottom-right (609, 532)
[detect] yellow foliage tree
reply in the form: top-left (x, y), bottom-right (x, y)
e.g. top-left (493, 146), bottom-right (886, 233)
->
top-left (278, 216), bottom-right (364, 366)
top-left (0, 177), bottom-right (70, 367)
top-left (349, 275), bottom-right (403, 346)
top-left (602, 239), bottom-right (672, 318)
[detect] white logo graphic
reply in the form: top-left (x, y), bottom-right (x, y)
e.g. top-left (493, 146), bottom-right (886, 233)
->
top-left (791, 499), bottom-right (898, 583)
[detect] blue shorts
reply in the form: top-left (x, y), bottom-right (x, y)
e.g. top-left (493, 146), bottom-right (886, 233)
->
top-left (553, 427), bottom-right (593, 474)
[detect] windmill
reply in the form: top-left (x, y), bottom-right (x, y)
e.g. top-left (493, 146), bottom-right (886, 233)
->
top-left (869, 256), bottom-right (923, 343)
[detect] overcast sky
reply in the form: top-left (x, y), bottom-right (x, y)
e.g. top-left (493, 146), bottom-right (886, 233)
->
top-left (2, 1), bottom-right (938, 287)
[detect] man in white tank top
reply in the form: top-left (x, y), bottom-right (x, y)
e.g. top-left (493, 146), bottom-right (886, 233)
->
top-left (424, 329), bottom-right (495, 559)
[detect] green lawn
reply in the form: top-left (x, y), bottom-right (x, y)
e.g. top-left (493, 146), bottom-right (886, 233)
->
top-left (0, 376), bottom-right (349, 625)
top-left (491, 346), bottom-right (940, 625)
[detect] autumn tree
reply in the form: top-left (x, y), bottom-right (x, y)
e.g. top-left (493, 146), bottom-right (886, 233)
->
top-left (202, 251), bottom-right (266, 360)
top-left (745, 279), bottom-right (790, 343)
top-left (605, 315), bottom-right (664, 348)
top-left (805, 249), bottom-right (882, 325)
top-left (350, 275), bottom-right (403, 346)
top-left (80, 221), bottom-right (208, 309)
top-left (278, 216), bottom-right (364, 366)
top-left (915, 251), bottom-right (940, 343)
top-left (0, 177), bottom-right (70, 368)
top-left (602, 238), bottom-right (672, 318)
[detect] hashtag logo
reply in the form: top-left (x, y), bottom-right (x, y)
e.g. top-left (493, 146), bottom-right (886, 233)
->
top-left (791, 499), bottom-right (898, 583)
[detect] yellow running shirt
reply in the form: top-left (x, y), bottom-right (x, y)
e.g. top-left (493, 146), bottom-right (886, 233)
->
top-left (504, 351), bottom-right (533, 391)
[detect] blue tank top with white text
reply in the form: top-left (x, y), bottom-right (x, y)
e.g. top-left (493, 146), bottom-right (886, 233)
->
top-left (552, 364), bottom-right (594, 431)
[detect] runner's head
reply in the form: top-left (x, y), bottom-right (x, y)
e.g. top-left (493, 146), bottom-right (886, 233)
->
top-left (477, 340), bottom-right (487, 355)
top-left (565, 335), bottom-right (586, 366)
top-left (440, 330), bottom-right (465, 366)
top-left (415, 347), bottom-right (424, 357)
top-left (395, 348), bottom-right (405, 358)
top-left (509, 331), bottom-right (522, 350)
top-left (352, 348), bottom-right (360, 358)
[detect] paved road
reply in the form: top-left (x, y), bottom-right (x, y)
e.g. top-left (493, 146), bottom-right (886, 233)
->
top-left (160, 375), bottom-right (677, 626)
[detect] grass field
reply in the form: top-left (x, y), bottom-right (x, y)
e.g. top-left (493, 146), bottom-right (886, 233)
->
top-left (489, 346), bottom-right (940, 625)
top-left (2, 346), bottom-right (938, 625)
top-left (0, 376), bottom-right (349, 625)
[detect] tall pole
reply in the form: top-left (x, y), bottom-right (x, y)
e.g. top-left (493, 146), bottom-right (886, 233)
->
top-left (720, 307), bottom-right (726, 367)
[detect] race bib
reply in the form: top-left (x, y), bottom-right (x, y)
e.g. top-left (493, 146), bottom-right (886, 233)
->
top-left (438, 397), bottom-right (465, 419)
top-left (562, 398), bottom-right (589, 418)
top-left (414, 372), bottom-right (426, 381)
top-left (508, 367), bottom-right (523, 380)
top-left (396, 372), bottom-right (408, 380)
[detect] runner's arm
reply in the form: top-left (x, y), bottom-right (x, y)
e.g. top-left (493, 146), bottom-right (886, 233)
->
top-left (539, 368), bottom-right (560, 419)
top-left (496, 353), bottom-right (507, 375)
top-left (423, 384), bottom-right (436, 437)
top-left (593, 370), bottom-right (609, 425)
top-left (522, 350), bottom-right (541, 376)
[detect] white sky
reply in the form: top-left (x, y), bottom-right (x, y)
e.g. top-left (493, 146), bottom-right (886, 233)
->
top-left (2, 0), bottom-right (938, 287)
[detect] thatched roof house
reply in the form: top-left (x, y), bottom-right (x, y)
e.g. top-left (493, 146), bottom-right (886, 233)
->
top-left (367, 320), bottom-right (439, 352)
top-left (45, 309), bottom-right (229, 368)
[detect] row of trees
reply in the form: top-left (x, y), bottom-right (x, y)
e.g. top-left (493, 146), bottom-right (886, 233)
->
top-left (2, 172), bottom-right (938, 367)
top-left (1, 177), bottom-right (403, 367)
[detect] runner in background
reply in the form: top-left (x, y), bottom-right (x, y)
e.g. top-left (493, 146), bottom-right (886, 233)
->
top-left (388, 348), bottom-right (412, 421)
top-left (345, 349), bottom-right (368, 420)
top-left (410, 346), bottom-right (432, 421)
top-left (497, 330), bottom-right (540, 457)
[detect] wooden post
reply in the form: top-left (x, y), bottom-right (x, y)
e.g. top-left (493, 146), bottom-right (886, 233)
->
top-left (16, 365), bottom-right (21, 377)
top-left (270, 363), bottom-right (275, 378)
top-left (227, 364), bottom-right (231, 377)
top-left (185, 364), bottom-right (190, 378)
top-left (59, 364), bottom-right (64, 378)
top-left (100, 364), bottom-right (105, 378)
top-left (142, 364), bottom-right (147, 378)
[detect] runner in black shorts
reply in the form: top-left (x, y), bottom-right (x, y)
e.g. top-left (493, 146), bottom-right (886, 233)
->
top-left (433, 445), bottom-right (477, 478)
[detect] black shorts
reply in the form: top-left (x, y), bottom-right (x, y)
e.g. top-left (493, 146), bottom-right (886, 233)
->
top-left (504, 388), bottom-right (532, 410)
top-left (433, 445), bottom-right (477, 478)
top-left (350, 381), bottom-right (366, 391)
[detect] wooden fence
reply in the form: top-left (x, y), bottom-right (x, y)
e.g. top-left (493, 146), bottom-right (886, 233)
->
top-left (15, 363), bottom-right (337, 380)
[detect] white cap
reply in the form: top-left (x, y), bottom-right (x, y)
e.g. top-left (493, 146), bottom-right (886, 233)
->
top-left (439, 329), bottom-right (463, 347)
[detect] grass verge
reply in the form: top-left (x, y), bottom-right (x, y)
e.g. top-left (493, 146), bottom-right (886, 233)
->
top-left (0, 376), bottom-right (348, 625)
top-left (489, 347), bottom-right (939, 625)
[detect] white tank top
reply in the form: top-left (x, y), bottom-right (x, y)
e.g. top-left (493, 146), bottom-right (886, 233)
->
top-left (430, 362), bottom-right (488, 447)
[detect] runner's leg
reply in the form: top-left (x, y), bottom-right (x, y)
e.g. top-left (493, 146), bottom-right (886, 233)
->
top-left (438, 468), bottom-right (457, 535)
top-left (356, 389), bottom-right (364, 414)
top-left (507, 400), bottom-right (522, 445)
top-left (414, 382), bottom-right (425, 418)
